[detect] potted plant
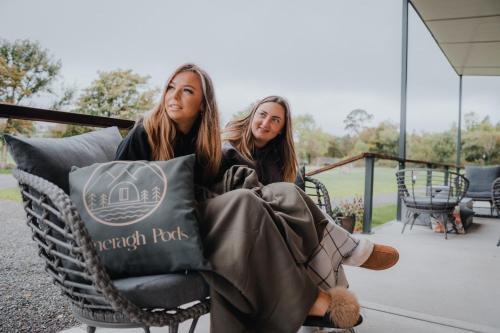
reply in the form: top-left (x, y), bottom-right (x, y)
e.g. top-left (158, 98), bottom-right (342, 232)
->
top-left (331, 196), bottom-right (364, 233)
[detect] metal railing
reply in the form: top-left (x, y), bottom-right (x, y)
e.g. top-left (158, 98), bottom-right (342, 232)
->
top-left (306, 152), bottom-right (463, 233)
top-left (1, 103), bottom-right (463, 234)
top-left (0, 103), bottom-right (134, 129)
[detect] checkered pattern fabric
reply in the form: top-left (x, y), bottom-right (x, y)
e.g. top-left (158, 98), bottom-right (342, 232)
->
top-left (306, 214), bottom-right (359, 290)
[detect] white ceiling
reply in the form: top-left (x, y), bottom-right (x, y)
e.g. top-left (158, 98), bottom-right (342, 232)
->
top-left (410, 0), bottom-right (500, 76)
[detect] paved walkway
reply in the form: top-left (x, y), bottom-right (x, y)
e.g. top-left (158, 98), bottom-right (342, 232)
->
top-left (0, 173), bottom-right (16, 189)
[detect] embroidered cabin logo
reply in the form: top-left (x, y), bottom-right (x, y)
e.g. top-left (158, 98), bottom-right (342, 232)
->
top-left (83, 161), bottom-right (167, 226)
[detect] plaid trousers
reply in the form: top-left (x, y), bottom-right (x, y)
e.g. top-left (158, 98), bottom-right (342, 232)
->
top-left (305, 213), bottom-right (359, 290)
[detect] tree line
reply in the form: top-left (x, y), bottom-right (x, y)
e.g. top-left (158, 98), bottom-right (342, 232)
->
top-left (1, 39), bottom-right (499, 167)
top-left (293, 109), bottom-right (500, 166)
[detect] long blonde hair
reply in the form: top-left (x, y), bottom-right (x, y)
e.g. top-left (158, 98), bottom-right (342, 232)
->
top-left (222, 95), bottom-right (298, 182)
top-left (143, 63), bottom-right (221, 179)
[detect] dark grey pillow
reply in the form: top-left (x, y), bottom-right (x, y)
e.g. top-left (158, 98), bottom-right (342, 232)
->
top-left (4, 127), bottom-right (122, 193)
top-left (465, 165), bottom-right (500, 193)
top-left (69, 154), bottom-right (210, 278)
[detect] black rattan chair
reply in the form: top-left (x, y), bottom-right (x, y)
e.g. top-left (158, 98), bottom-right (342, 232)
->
top-left (492, 177), bottom-right (500, 246)
top-left (396, 168), bottom-right (469, 239)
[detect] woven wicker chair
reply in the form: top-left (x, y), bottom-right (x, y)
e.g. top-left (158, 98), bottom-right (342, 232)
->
top-left (492, 177), bottom-right (500, 246)
top-left (14, 168), bottom-right (337, 332)
top-left (13, 168), bottom-right (209, 333)
top-left (396, 168), bottom-right (469, 239)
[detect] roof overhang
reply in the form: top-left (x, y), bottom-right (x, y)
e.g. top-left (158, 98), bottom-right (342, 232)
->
top-left (410, 0), bottom-right (500, 76)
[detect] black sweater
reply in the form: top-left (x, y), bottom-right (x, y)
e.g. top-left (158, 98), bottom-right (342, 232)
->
top-left (115, 119), bottom-right (205, 185)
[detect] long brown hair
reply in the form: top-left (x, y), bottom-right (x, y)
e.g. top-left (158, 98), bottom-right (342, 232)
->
top-left (143, 63), bottom-right (221, 179)
top-left (222, 95), bottom-right (297, 182)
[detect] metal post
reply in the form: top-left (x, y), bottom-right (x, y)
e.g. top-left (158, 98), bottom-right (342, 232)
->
top-left (363, 156), bottom-right (375, 234)
top-left (426, 164), bottom-right (432, 195)
top-left (397, 0), bottom-right (409, 221)
top-left (456, 75), bottom-right (463, 168)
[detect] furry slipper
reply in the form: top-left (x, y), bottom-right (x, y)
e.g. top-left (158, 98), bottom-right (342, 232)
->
top-left (327, 287), bottom-right (360, 329)
top-left (303, 287), bottom-right (361, 329)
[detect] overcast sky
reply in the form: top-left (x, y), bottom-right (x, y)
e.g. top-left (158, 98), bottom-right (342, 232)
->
top-left (1, 0), bottom-right (499, 135)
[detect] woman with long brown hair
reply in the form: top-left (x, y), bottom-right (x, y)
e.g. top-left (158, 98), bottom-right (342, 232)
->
top-left (221, 95), bottom-right (399, 282)
top-left (222, 95), bottom-right (297, 184)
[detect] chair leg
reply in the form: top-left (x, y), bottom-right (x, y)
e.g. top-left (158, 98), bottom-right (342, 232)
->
top-left (188, 317), bottom-right (200, 333)
top-left (169, 324), bottom-right (179, 333)
top-left (443, 215), bottom-right (448, 240)
top-left (497, 237), bottom-right (500, 247)
top-left (401, 212), bottom-right (413, 234)
top-left (86, 327), bottom-right (96, 333)
top-left (401, 219), bottom-right (409, 234)
top-left (409, 213), bottom-right (418, 230)
top-left (143, 327), bottom-right (151, 333)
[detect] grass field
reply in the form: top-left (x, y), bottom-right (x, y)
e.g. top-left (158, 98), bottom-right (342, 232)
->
top-left (307, 166), bottom-right (397, 199)
top-left (0, 188), bottom-right (21, 201)
top-left (372, 204), bottom-right (397, 227)
top-left (0, 168), bottom-right (12, 174)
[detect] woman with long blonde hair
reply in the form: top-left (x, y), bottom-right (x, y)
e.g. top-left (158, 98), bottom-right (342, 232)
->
top-left (222, 95), bottom-right (297, 184)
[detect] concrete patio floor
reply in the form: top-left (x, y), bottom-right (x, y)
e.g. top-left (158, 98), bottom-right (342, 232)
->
top-left (345, 216), bottom-right (500, 332)
top-left (59, 216), bottom-right (500, 333)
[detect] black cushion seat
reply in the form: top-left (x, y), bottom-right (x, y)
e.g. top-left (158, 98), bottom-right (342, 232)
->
top-left (112, 273), bottom-right (209, 309)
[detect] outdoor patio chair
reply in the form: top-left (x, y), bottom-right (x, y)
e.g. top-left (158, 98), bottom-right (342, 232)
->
top-left (13, 168), bottom-right (210, 333)
top-left (396, 168), bottom-right (469, 239)
top-left (464, 165), bottom-right (500, 216)
top-left (492, 177), bottom-right (500, 246)
top-left (13, 167), bottom-right (339, 332)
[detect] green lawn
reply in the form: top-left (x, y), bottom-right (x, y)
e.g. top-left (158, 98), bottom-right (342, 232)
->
top-left (307, 166), bottom-right (397, 199)
top-left (0, 168), bottom-right (12, 174)
top-left (0, 188), bottom-right (21, 201)
top-left (372, 204), bottom-right (397, 227)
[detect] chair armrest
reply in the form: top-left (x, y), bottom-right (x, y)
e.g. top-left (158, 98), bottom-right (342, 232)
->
top-left (304, 176), bottom-right (333, 218)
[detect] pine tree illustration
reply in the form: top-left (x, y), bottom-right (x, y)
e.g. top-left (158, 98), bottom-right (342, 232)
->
top-left (100, 194), bottom-right (108, 208)
top-left (88, 193), bottom-right (97, 210)
top-left (152, 186), bottom-right (161, 202)
top-left (141, 190), bottom-right (149, 202)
